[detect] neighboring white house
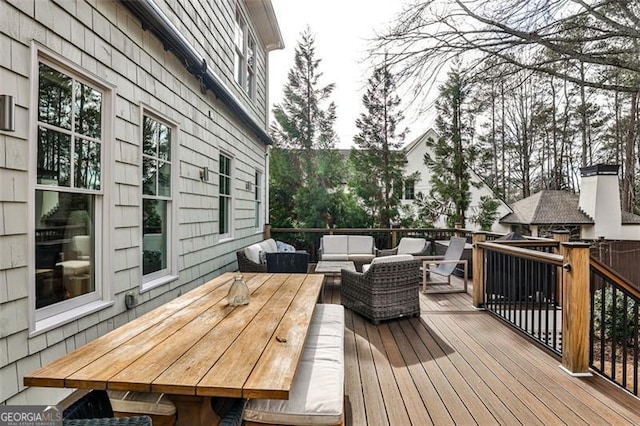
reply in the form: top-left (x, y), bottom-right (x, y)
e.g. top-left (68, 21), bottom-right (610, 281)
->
top-left (0, 0), bottom-right (282, 404)
top-left (400, 129), bottom-right (512, 232)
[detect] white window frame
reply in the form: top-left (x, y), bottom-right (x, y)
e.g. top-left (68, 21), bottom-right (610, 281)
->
top-left (140, 107), bottom-right (179, 291)
top-left (404, 179), bottom-right (415, 200)
top-left (254, 170), bottom-right (262, 230)
top-left (233, 9), bottom-right (246, 89)
top-left (233, 7), bottom-right (256, 99)
top-left (219, 153), bottom-right (233, 240)
top-left (246, 35), bottom-right (256, 99)
top-left (28, 44), bottom-right (115, 335)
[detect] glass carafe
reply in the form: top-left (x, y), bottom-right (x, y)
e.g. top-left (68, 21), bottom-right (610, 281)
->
top-left (227, 274), bottom-right (250, 306)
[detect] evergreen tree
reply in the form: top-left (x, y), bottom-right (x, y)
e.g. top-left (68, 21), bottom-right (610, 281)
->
top-left (350, 62), bottom-right (407, 228)
top-left (425, 65), bottom-right (476, 227)
top-left (270, 28), bottom-right (345, 227)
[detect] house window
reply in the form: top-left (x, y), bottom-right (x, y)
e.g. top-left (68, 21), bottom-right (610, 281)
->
top-left (233, 10), bottom-right (245, 88)
top-left (246, 36), bottom-right (256, 98)
top-left (233, 8), bottom-right (255, 99)
top-left (219, 154), bottom-right (232, 236)
top-left (404, 180), bottom-right (415, 200)
top-left (34, 59), bottom-right (105, 316)
top-left (142, 114), bottom-right (174, 284)
top-left (255, 171), bottom-right (261, 229)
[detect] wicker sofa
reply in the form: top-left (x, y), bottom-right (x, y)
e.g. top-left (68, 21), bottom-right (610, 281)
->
top-left (236, 238), bottom-right (305, 272)
top-left (319, 235), bottom-right (376, 271)
top-left (340, 255), bottom-right (421, 324)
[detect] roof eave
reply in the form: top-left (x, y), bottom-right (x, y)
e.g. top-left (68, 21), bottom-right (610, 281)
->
top-left (246, 0), bottom-right (285, 51)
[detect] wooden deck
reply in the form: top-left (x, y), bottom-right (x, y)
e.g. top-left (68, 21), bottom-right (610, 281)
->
top-left (323, 278), bottom-right (640, 425)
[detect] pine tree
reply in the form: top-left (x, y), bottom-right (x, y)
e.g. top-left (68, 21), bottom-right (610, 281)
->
top-left (425, 65), bottom-right (476, 228)
top-left (270, 28), bottom-right (344, 228)
top-left (350, 62), bottom-right (407, 228)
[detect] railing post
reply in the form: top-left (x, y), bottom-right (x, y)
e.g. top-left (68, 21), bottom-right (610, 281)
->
top-left (472, 232), bottom-right (486, 308)
top-left (455, 223), bottom-right (464, 238)
top-left (560, 242), bottom-right (592, 377)
top-left (553, 230), bottom-right (570, 306)
top-left (264, 223), bottom-right (271, 239)
top-left (391, 229), bottom-right (398, 249)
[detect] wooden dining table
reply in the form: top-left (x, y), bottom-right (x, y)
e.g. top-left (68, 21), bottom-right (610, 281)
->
top-left (24, 272), bottom-right (324, 425)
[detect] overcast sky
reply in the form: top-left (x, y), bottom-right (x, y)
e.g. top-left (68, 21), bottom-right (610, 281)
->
top-left (268, 0), bottom-right (428, 149)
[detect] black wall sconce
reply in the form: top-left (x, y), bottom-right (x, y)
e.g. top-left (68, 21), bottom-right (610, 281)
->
top-left (200, 166), bottom-right (209, 182)
top-left (0, 95), bottom-right (15, 132)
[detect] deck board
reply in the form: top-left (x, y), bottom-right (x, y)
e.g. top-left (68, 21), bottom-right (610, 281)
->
top-left (321, 277), bottom-right (640, 425)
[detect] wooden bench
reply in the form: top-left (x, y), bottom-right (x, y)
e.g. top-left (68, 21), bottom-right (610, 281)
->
top-left (243, 304), bottom-right (345, 425)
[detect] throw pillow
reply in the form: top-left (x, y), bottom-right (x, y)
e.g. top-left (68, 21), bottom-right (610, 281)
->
top-left (276, 240), bottom-right (296, 252)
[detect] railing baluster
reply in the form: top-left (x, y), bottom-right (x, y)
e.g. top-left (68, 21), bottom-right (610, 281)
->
top-left (476, 238), bottom-right (638, 396)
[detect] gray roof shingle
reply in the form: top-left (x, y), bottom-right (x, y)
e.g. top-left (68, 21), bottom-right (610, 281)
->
top-left (500, 190), bottom-right (594, 225)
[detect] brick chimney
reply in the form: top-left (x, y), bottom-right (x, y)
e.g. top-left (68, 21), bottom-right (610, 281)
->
top-left (578, 164), bottom-right (621, 239)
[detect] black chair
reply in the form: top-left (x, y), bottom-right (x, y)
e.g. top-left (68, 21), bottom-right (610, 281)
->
top-left (265, 252), bottom-right (310, 273)
top-left (63, 390), bottom-right (152, 426)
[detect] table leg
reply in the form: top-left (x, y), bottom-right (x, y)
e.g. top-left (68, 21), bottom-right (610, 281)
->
top-left (166, 395), bottom-right (220, 426)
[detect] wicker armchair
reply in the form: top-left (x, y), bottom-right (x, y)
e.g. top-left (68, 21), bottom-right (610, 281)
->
top-left (63, 390), bottom-right (152, 426)
top-left (377, 237), bottom-right (431, 257)
top-left (340, 257), bottom-right (421, 324)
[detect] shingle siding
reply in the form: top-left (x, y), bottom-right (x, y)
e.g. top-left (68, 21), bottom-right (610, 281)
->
top-left (0, 0), bottom-right (277, 404)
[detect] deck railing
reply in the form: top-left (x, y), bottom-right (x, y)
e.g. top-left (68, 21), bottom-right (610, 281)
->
top-left (266, 226), bottom-right (468, 262)
top-left (590, 258), bottom-right (640, 396)
top-left (476, 238), bottom-right (564, 354)
top-left (474, 232), bottom-right (639, 397)
top-left (266, 226), bottom-right (640, 396)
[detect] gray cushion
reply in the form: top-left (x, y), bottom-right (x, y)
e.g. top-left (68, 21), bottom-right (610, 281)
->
top-left (276, 240), bottom-right (296, 252)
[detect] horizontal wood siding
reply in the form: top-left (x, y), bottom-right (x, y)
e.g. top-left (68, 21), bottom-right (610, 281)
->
top-left (0, 0), bottom-right (270, 404)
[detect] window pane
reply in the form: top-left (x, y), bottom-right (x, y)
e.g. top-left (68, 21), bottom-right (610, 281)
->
top-left (143, 157), bottom-right (157, 195)
top-left (158, 124), bottom-right (171, 161)
top-left (38, 63), bottom-right (72, 130)
top-left (35, 191), bottom-right (95, 309)
top-left (74, 81), bottom-right (102, 138)
top-left (143, 199), bottom-right (168, 275)
top-left (219, 196), bottom-right (228, 234)
top-left (255, 172), bottom-right (260, 200)
top-left (74, 138), bottom-right (101, 190)
top-left (234, 17), bottom-right (244, 49)
top-left (220, 155), bottom-right (230, 175)
top-left (246, 38), bottom-right (255, 95)
top-left (158, 161), bottom-right (171, 197)
top-left (234, 51), bottom-right (242, 85)
top-left (143, 116), bottom-right (158, 157)
top-left (37, 126), bottom-right (71, 187)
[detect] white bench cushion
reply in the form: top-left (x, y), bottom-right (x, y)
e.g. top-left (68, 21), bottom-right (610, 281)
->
top-left (348, 235), bottom-right (374, 255)
top-left (320, 253), bottom-right (349, 261)
top-left (397, 237), bottom-right (427, 254)
top-left (259, 238), bottom-right (278, 253)
top-left (244, 243), bottom-right (263, 265)
top-left (362, 254), bottom-right (414, 273)
top-left (244, 304), bottom-right (344, 425)
top-left (321, 236), bottom-right (349, 255)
